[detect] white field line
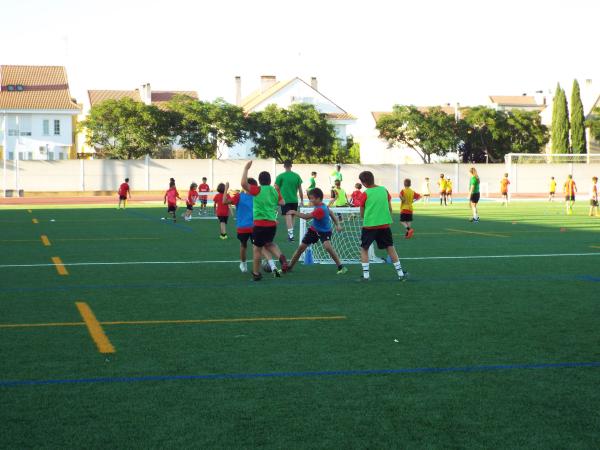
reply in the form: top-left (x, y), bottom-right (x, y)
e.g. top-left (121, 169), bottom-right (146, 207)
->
top-left (0, 252), bottom-right (599, 269)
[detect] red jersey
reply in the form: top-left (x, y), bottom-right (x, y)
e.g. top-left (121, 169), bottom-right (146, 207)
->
top-left (165, 188), bottom-right (179, 205)
top-left (199, 183), bottom-right (210, 200)
top-left (350, 190), bottom-right (363, 206)
top-left (213, 193), bottom-right (231, 217)
top-left (187, 189), bottom-right (199, 206)
top-left (118, 182), bottom-right (129, 196)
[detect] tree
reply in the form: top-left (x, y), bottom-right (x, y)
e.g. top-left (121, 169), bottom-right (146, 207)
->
top-left (506, 109), bottom-right (549, 154)
top-left (168, 95), bottom-right (248, 159)
top-left (376, 105), bottom-right (460, 163)
top-left (248, 103), bottom-right (337, 163)
top-left (570, 79), bottom-right (587, 153)
top-left (458, 107), bottom-right (511, 163)
top-left (551, 84), bottom-right (570, 153)
top-left (80, 98), bottom-right (173, 159)
top-left (588, 107), bottom-right (600, 142)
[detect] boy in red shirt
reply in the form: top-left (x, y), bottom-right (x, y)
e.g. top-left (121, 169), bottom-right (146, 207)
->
top-left (184, 182), bottom-right (199, 222)
top-left (213, 183), bottom-right (231, 239)
top-left (163, 181), bottom-right (181, 222)
top-left (117, 178), bottom-right (131, 209)
top-left (350, 182), bottom-right (363, 206)
top-left (198, 177), bottom-right (210, 211)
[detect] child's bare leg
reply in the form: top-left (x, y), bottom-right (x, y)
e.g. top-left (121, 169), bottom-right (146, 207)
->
top-left (252, 246), bottom-right (262, 275)
top-left (289, 243), bottom-right (308, 269)
top-left (220, 222), bottom-right (226, 234)
top-left (387, 246), bottom-right (406, 278)
top-left (240, 244), bottom-right (247, 262)
top-left (323, 241), bottom-right (341, 266)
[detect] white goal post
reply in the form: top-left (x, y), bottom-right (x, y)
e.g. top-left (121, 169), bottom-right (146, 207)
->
top-left (298, 207), bottom-right (383, 265)
top-left (187, 191), bottom-right (219, 220)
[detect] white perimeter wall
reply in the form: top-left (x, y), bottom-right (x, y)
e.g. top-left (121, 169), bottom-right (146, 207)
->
top-left (1, 159), bottom-right (599, 195)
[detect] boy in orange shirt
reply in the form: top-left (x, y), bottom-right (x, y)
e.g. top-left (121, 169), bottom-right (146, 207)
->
top-left (500, 173), bottom-right (510, 206)
top-left (399, 178), bottom-right (421, 239)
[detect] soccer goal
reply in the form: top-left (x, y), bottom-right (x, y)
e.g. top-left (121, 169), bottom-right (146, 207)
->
top-left (188, 191), bottom-right (218, 220)
top-left (298, 207), bottom-right (382, 265)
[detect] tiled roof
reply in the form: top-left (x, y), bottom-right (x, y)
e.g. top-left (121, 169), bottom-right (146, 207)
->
top-left (0, 65), bottom-right (80, 110)
top-left (325, 112), bottom-right (357, 120)
top-left (88, 90), bottom-right (141, 106)
top-left (240, 79), bottom-right (295, 111)
top-left (151, 91), bottom-right (197, 110)
top-left (489, 95), bottom-right (540, 106)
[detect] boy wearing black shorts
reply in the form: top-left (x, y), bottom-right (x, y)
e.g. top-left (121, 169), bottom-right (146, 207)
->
top-left (241, 161), bottom-right (288, 280)
top-left (358, 171), bottom-right (407, 281)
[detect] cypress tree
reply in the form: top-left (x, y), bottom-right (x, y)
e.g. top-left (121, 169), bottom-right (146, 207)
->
top-left (551, 84), bottom-right (570, 153)
top-left (570, 79), bottom-right (586, 153)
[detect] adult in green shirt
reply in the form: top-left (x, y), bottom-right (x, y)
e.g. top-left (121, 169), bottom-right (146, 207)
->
top-left (330, 164), bottom-right (343, 185)
top-left (468, 167), bottom-right (480, 223)
top-left (307, 171), bottom-right (317, 193)
top-left (275, 160), bottom-right (303, 241)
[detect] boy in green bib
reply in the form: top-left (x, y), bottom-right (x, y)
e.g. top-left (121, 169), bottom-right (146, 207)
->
top-left (241, 161), bottom-right (289, 281)
top-left (358, 171), bottom-right (407, 281)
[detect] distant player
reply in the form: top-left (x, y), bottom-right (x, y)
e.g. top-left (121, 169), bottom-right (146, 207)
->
top-left (589, 176), bottom-right (598, 217)
top-left (422, 177), bottom-right (431, 204)
top-left (241, 161), bottom-right (288, 280)
top-left (307, 171), bottom-right (317, 195)
top-left (564, 174), bottom-right (577, 215)
top-left (198, 177), bottom-right (210, 210)
top-left (400, 178), bottom-right (421, 239)
top-left (350, 183), bottom-right (363, 206)
top-left (274, 160), bottom-right (303, 242)
top-left (549, 176), bottom-right (557, 202)
top-left (468, 167), bottom-right (480, 222)
top-left (213, 183), bottom-right (231, 239)
top-left (117, 178), bottom-right (131, 209)
top-left (184, 182), bottom-right (199, 221)
top-left (163, 181), bottom-right (180, 222)
top-left (500, 173), bottom-right (510, 206)
top-left (330, 164), bottom-right (343, 186)
top-left (287, 188), bottom-right (347, 274)
top-left (438, 173), bottom-right (447, 206)
top-left (224, 178), bottom-right (257, 272)
top-left (445, 178), bottom-right (453, 205)
top-left (358, 170), bottom-right (407, 281)
top-left (329, 179), bottom-right (348, 208)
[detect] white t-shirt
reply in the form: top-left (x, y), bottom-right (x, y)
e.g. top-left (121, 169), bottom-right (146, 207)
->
top-left (590, 183), bottom-right (598, 200)
top-left (422, 182), bottom-right (431, 195)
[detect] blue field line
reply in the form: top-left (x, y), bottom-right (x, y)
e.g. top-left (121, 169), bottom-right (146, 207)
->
top-left (0, 273), bottom-right (599, 294)
top-left (2, 361), bottom-right (599, 388)
top-left (124, 209), bottom-right (194, 233)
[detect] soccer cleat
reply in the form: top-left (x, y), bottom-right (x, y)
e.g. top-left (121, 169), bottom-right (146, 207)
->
top-left (220, 235), bottom-right (228, 240)
top-left (279, 254), bottom-right (289, 273)
top-left (273, 268), bottom-right (282, 278)
top-left (398, 271), bottom-right (409, 282)
top-left (337, 267), bottom-right (348, 275)
top-left (288, 236), bottom-right (295, 242)
top-left (239, 262), bottom-right (247, 273)
top-left (252, 272), bottom-right (263, 281)
top-left (406, 228), bottom-right (414, 239)
top-left (359, 276), bottom-right (370, 282)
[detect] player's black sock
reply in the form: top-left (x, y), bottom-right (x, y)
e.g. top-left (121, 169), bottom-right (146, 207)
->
top-left (337, 265), bottom-right (343, 271)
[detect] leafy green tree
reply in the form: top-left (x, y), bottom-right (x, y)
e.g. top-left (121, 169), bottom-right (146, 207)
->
top-left (506, 109), bottom-right (549, 154)
top-left (570, 79), bottom-right (587, 153)
top-left (79, 98), bottom-right (173, 159)
top-left (248, 103), bottom-right (336, 163)
top-left (551, 84), bottom-right (570, 153)
top-left (588, 107), bottom-right (600, 142)
top-left (376, 105), bottom-right (460, 163)
top-left (168, 95), bottom-right (247, 159)
top-left (458, 107), bottom-right (511, 163)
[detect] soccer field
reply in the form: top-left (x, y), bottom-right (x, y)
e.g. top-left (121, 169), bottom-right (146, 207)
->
top-left (1, 200), bottom-right (599, 448)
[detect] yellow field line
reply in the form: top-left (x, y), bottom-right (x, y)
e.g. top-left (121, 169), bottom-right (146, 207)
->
top-left (31, 218), bottom-right (39, 224)
top-left (51, 256), bottom-right (69, 276)
top-left (0, 316), bottom-right (347, 329)
top-left (75, 302), bottom-right (115, 354)
top-left (591, 245), bottom-right (600, 249)
top-left (446, 228), bottom-right (509, 238)
top-left (40, 235), bottom-right (51, 247)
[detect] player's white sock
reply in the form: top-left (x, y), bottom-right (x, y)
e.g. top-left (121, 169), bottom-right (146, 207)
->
top-left (268, 260), bottom-right (276, 271)
top-left (361, 263), bottom-right (370, 279)
top-left (287, 228), bottom-right (294, 238)
top-left (393, 261), bottom-right (404, 277)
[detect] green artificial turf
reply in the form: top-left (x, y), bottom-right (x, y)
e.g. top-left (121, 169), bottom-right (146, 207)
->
top-left (0, 200), bottom-right (599, 448)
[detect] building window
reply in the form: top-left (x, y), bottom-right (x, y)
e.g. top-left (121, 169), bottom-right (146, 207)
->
top-left (8, 152), bottom-right (14, 160)
top-left (48, 152), bottom-right (54, 161)
top-left (27, 152), bottom-right (33, 160)
top-left (20, 131), bottom-right (32, 136)
top-left (43, 120), bottom-right (50, 136)
top-left (58, 152), bottom-right (65, 160)
top-left (8, 129), bottom-right (19, 136)
top-left (53, 120), bottom-right (61, 136)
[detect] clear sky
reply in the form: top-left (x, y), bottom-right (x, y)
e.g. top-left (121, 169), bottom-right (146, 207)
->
top-left (1, 0), bottom-right (598, 124)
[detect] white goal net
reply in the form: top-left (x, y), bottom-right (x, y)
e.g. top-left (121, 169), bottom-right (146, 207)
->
top-left (188, 191), bottom-right (218, 220)
top-left (298, 207), bottom-right (381, 265)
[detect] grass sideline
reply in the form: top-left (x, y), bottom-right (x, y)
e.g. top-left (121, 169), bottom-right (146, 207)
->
top-left (1, 199), bottom-right (599, 448)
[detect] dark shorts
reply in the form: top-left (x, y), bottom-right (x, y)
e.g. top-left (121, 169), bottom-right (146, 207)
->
top-left (119, 195), bottom-right (127, 201)
top-left (218, 216), bottom-right (229, 224)
top-left (550, 191), bottom-right (555, 195)
top-left (501, 191), bottom-right (508, 196)
top-left (281, 203), bottom-right (299, 215)
top-left (424, 194), bottom-right (430, 197)
top-left (566, 195), bottom-right (575, 201)
top-left (200, 198), bottom-right (208, 205)
top-left (439, 191), bottom-right (446, 196)
top-left (470, 193), bottom-right (480, 204)
top-left (590, 199), bottom-right (599, 207)
top-left (252, 226), bottom-right (276, 248)
top-left (186, 204), bottom-right (193, 211)
top-left (167, 204), bottom-right (177, 212)
top-left (302, 228), bottom-right (332, 245)
top-left (361, 227), bottom-right (393, 250)
top-left (446, 191), bottom-right (452, 195)
top-left (400, 213), bottom-right (413, 222)
top-left (237, 232), bottom-right (253, 246)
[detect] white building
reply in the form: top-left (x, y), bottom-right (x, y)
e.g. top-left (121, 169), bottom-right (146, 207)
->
top-left (488, 95), bottom-right (546, 112)
top-left (0, 65), bottom-right (80, 161)
top-left (224, 75), bottom-right (356, 159)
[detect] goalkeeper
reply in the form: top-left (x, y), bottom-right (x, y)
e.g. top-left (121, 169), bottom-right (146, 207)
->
top-left (286, 188), bottom-right (348, 275)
